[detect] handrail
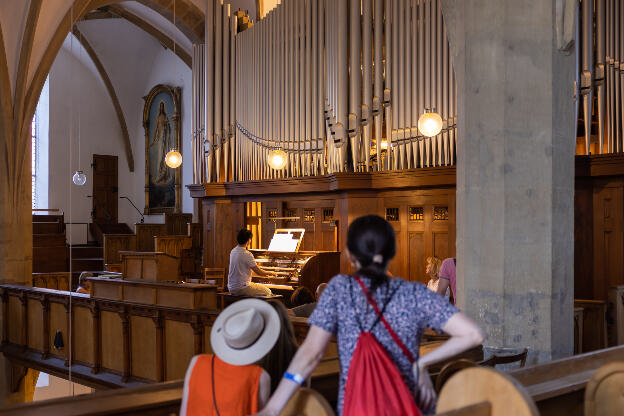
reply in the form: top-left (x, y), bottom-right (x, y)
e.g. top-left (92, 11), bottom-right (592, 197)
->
top-left (120, 196), bottom-right (145, 223)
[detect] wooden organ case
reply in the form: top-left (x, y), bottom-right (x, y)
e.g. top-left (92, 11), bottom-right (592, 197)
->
top-left (249, 229), bottom-right (340, 297)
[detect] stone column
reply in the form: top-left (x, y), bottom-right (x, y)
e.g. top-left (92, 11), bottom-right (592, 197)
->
top-left (443, 0), bottom-right (576, 361)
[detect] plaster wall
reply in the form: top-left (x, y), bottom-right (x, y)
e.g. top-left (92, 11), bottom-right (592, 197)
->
top-left (47, 19), bottom-right (193, 243)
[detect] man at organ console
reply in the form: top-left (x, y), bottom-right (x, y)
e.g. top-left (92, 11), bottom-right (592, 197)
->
top-left (228, 229), bottom-right (277, 296)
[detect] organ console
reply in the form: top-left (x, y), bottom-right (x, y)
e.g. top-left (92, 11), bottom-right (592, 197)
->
top-left (249, 228), bottom-right (340, 301)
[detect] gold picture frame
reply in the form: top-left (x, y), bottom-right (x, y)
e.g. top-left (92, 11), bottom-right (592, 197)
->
top-left (143, 84), bottom-right (181, 214)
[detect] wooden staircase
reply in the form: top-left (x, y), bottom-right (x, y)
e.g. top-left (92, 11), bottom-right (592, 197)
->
top-left (70, 245), bottom-right (104, 274)
top-left (90, 222), bottom-right (133, 246)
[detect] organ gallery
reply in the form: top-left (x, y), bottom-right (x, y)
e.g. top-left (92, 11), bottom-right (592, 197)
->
top-left (0, 0), bottom-right (623, 414)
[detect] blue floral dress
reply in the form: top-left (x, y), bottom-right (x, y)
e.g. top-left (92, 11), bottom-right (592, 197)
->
top-left (309, 274), bottom-right (458, 415)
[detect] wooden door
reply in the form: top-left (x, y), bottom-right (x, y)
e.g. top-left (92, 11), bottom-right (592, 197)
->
top-left (92, 155), bottom-right (118, 223)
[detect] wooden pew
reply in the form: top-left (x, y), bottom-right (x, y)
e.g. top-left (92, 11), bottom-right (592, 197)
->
top-left (0, 368), bottom-right (537, 416)
top-left (607, 285), bottom-right (624, 345)
top-left (103, 234), bottom-right (136, 265)
top-left (438, 367), bottom-right (538, 416)
top-left (507, 345), bottom-right (624, 416)
top-left (584, 362), bottom-right (624, 416)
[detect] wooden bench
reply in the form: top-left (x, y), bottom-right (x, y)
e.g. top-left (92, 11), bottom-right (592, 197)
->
top-left (217, 291), bottom-right (284, 308)
top-left (507, 345), bottom-right (624, 416)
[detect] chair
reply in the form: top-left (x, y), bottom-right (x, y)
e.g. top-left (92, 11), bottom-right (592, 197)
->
top-left (585, 361), bottom-right (624, 416)
top-left (481, 348), bottom-right (528, 369)
top-left (280, 387), bottom-right (335, 416)
top-left (434, 359), bottom-right (477, 393)
top-left (204, 267), bottom-right (225, 290)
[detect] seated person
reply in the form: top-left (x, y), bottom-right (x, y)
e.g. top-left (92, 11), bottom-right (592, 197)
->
top-left (288, 283), bottom-right (328, 318)
top-left (425, 256), bottom-right (449, 301)
top-left (256, 300), bottom-right (299, 392)
top-left (180, 299), bottom-right (278, 416)
top-left (438, 257), bottom-right (457, 305)
top-left (76, 272), bottom-right (94, 295)
top-left (228, 229), bottom-right (276, 296)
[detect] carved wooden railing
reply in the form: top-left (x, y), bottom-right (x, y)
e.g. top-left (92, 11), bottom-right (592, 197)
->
top-left (31, 273), bottom-right (71, 291)
top-left (0, 284), bottom-right (314, 389)
top-left (0, 284), bottom-right (221, 388)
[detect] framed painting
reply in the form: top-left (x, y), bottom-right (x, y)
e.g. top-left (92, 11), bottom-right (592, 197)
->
top-left (143, 84), bottom-right (181, 214)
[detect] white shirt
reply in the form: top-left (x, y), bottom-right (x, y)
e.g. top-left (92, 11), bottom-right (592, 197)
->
top-left (227, 245), bottom-right (257, 291)
top-left (427, 278), bottom-right (450, 301)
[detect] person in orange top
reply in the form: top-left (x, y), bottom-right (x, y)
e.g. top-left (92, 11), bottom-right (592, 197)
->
top-left (180, 299), bottom-right (280, 416)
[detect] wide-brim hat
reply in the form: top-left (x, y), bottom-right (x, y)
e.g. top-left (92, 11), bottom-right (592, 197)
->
top-left (210, 298), bottom-right (281, 366)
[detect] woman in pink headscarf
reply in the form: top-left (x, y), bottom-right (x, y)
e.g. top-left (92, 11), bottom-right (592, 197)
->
top-left (437, 258), bottom-right (456, 305)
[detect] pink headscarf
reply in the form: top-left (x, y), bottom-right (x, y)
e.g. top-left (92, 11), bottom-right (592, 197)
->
top-left (439, 258), bottom-right (456, 305)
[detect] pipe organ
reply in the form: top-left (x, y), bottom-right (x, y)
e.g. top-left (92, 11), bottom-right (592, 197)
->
top-left (192, 0), bottom-right (457, 184)
top-left (576, 0), bottom-right (624, 155)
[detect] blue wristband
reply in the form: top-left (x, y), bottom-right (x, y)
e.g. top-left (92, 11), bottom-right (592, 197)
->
top-left (283, 372), bottom-right (305, 385)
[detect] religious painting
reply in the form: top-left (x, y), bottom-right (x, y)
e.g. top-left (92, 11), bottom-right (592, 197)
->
top-left (143, 85), bottom-right (181, 214)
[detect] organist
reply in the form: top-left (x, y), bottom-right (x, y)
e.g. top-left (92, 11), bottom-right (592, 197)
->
top-left (228, 229), bottom-right (278, 296)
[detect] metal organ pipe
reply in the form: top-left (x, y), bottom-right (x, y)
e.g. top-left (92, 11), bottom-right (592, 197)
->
top-left (373, 0), bottom-right (383, 171)
top-left (596, 0), bottom-right (606, 154)
top-left (215, 0), bottom-right (460, 182)
top-left (349, 0), bottom-right (361, 171)
top-left (205, 0), bottom-right (214, 182)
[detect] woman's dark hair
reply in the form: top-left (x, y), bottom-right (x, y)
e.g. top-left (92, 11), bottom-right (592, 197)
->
top-left (256, 300), bottom-right (298, 392)
top-left (290, 287), bottom-right (315, 307)
top-left (347, 215), bottom-right (396, 288)
top-left (236, 229), bottom-right (253, 245)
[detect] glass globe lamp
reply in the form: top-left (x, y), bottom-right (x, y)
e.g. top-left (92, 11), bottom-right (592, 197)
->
top-left (72, 170), bottom-right (87, 186)
top-left (165, 149), bottom-right (182, 168)
top-left (417, 110), bottom-right (443, 137)
top-left (267, 148), bottom-right (288, 170)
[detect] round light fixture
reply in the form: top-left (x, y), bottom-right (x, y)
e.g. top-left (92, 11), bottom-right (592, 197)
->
top-left (72, 170), bottom-right (87, 186)
top-left (417, 110), bottom-right (443, 137)
top-left (165, 149), bottom-right (182, 168)
top-left (267, 148), bottom-right (288, 170)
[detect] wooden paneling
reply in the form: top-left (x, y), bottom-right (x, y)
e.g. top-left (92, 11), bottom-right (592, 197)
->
top-left (575, 299), bottom-right (607, 352)
top-left (104, 234), bottom-right (137, 265)
top-left (433, 232), bottom-right (449, 259)
top-left (574, 181), bottom-right (594, 299)
top-left (72, 306), bottom-right (94, 364)
top-left (27, 299), bottom-right (43, 351)
top-left (101, 311), bottom-right (124, 374)
top-left (408, 232), bottom-right (426, 284)
top-left (164, 320), bottom-right (195, 381)
top-left (8, 296), bottom-right (23, 345)
top-left (135, 223), bottom-right (165, 252)
top-left (593, 185), bottom-right (624, 301)
top-left (49, 303), bottom-right (68, 359)
top-left (131, 316), bottom-right (157, 381)
top-left (155, 236), bottom-right (192, 258)
top-left (32, 272), bottom-right (70, 291)
top-left (165, 213), bottom-right (193, 235)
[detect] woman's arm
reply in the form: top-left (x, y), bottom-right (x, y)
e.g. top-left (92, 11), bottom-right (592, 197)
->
top-left (414, 312), bottom-right (483, 410)
top-left (255, 325), bottom-right (333, 416)
top-left (436, 278), bottom-right (450, 297)
top-left (257, 370), bottom-right (271, 409)
top-left (417, 312), bottom-right (484, 370)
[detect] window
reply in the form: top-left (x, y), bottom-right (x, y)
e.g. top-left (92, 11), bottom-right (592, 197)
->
top-left (434, 207), bottom-right (449, 221)
top-left (322, 208), bottom-right (334, 221)
top-left (408, 206), bottom-right (424, 221)
top-left (385, 208), bottom-right (399, 221)
top-left (31, 115), bottom-right (37, 209)
top-left (303, 209), bottom-right (315, 223)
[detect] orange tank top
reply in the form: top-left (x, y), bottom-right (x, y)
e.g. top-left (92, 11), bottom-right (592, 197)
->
top-left (181, 354), bottom-right (263, 416)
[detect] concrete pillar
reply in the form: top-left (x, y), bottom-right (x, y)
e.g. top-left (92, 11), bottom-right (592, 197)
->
top-left (443, 0), bottom-right (576, 361)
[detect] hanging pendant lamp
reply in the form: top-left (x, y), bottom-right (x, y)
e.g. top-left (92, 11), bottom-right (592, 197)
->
top-left (166, 0), bottom-right (182, 169)
top-left (71, 10), bottom-right (86, 186)
top-left (417, 108), bottom-right (443, 138)
top-left (267, 148), bottom-right (288, 170)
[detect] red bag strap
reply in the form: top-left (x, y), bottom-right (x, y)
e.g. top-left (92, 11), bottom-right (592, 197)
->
top-left (354, 276), bottom-right (415, 363)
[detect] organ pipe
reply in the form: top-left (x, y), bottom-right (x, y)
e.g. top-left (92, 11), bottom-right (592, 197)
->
top-left (203, 0), bottom-right (458, 183)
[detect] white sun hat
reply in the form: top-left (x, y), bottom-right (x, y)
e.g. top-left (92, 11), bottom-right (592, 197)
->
top-left (210, 298), bottom-right (281, 366)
